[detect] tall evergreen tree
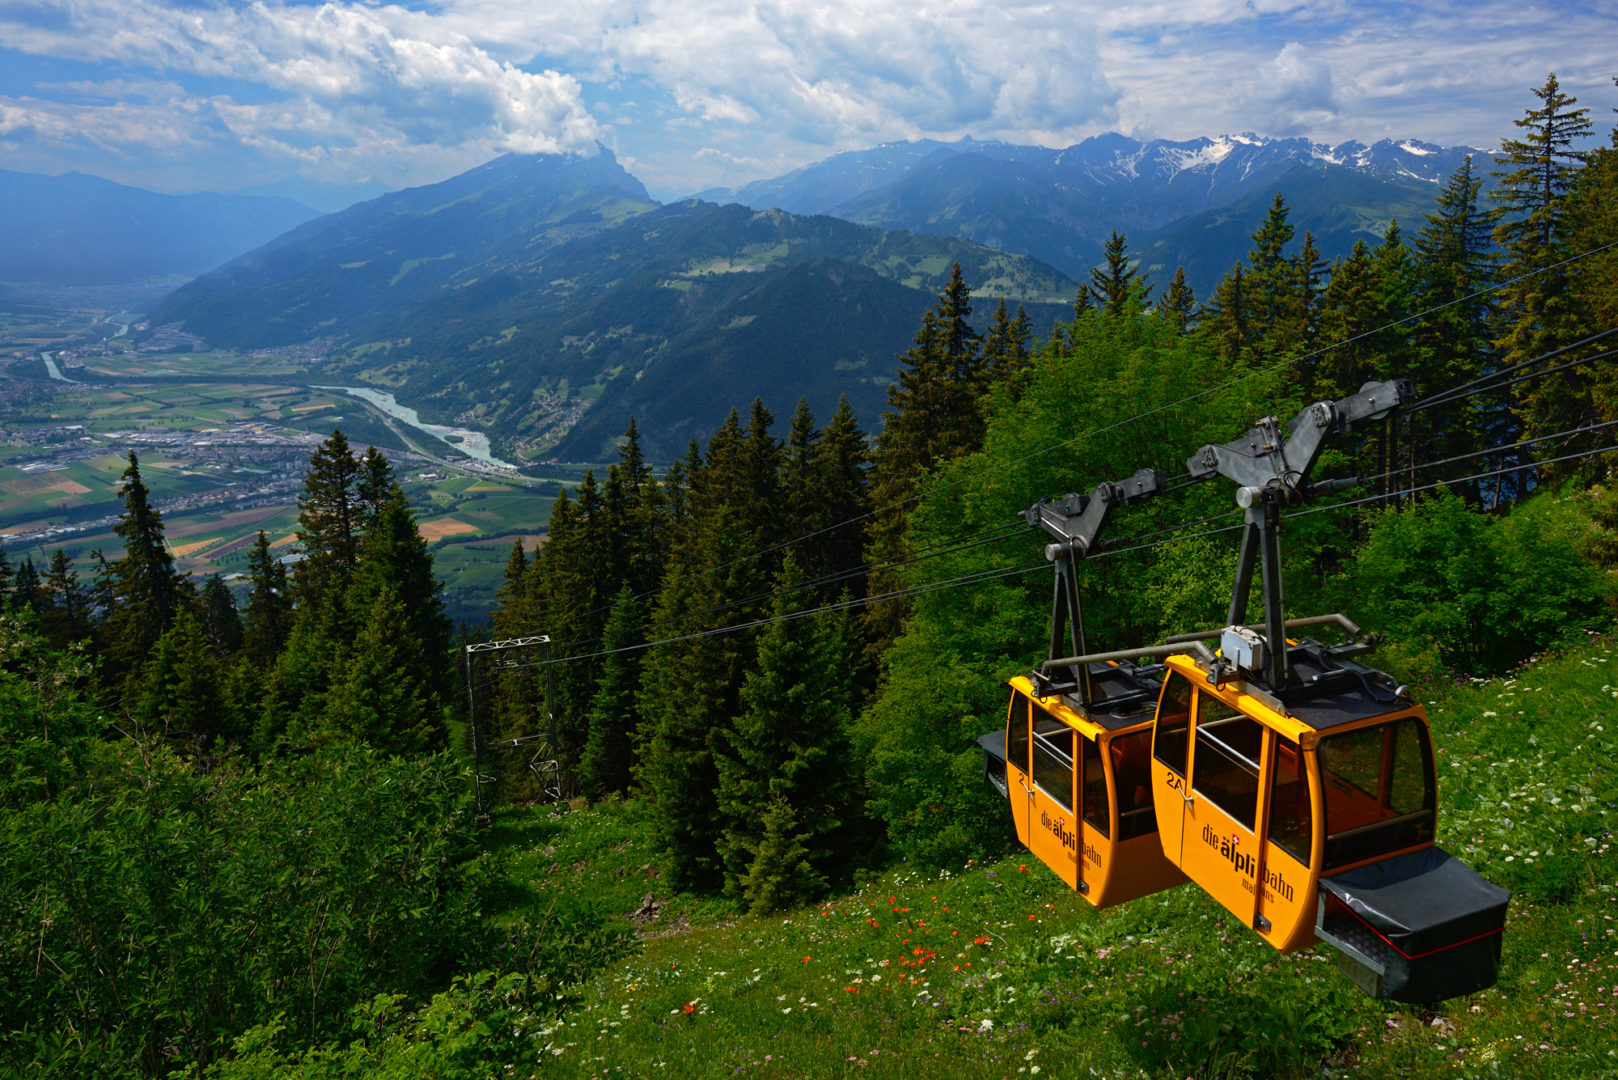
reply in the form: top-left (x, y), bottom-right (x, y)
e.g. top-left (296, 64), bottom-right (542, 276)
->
top-left (1491, 72), bottom-right (1595, 445)
top-left (199, 574), bottom-right (243, 658)
top-left (1088, 231), bottom-right (1146, 315)
top-left (131, 608), bottom-right (236, 754)
top-left (983, 299), bottom-right (1033, 386)
top-left (1202, 265), bottom-right (1251, 366)
top-left (109, 452), bottom-right (183, 672)
top-left (242, 531), bottom-right (291, 665)
top-left (1159, 267), bottom-right (1196, 332)
top-left (713, 555), bottom-right (863, 911)
top-left (41, 549), bottom-right (88, 647)
top-left (865, 263), bottom-right (985, 655)
top-left (294, 429), bottom-right (363, 607)
top-left (577, 586), bottom-right (645, 800)
top-left (11, 557), bottom-right (42, 615)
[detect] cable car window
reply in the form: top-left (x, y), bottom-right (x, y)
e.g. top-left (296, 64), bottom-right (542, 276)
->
top-left (1320, 718), bottom-right (1435, 870)
top-left (1111, 729), bottom-right (1156, 840)
top-left (1081, 734), bottom-right (1109, 838)
top-left (1007, 695), bottom-right (1029, 774)
top-left (1154, 671), bottom-right (1194, 775)
top-left (1191, 695), bottom-right (1263, 832)
top-left (1031, 704), bottom-right (1075, 812)
top-left (1268, 736), bottom-right (1311, 864)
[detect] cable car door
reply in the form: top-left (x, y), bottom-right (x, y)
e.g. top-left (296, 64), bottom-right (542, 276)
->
top-left (1180, 690), bottom-right (1265, 928)
top-left (1007, 692), bottom-right (1033, 848)
top-left (1028, 701), bottom-right (1079, 890)
top-left (1151, 670), bottom-right (1195, 864)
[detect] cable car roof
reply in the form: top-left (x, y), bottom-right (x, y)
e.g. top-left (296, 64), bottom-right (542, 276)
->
top-left (1168, 639), bottom-right (1418, 734)
top-left (1015, 660), bottom-right (1165, 733)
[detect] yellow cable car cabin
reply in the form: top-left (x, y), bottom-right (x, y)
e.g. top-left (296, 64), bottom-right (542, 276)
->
top-left (1147, 635), bottom-right (1508, 1002)
top-left (984, 663), bottom-right (1186, 908)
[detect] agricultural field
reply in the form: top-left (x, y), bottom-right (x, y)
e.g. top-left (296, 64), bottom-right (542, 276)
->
top-left (1, 306), bottom-right (584, 623)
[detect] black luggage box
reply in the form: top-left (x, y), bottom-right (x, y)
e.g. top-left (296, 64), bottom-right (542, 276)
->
top-left (1315, 846), bottom-right (1510, 1003)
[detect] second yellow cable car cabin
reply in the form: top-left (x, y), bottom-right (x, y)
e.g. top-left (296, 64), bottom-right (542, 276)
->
top-left (978, 470), bottom-right (1186, 908)
top-left (991, 665), bottom-right (1187, 907)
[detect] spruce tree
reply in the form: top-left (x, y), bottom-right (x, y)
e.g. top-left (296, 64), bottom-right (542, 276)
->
top-left (713, 554), bottom-right (862, 909)
top-left (1202, 265), bottom-right (1251, 366)
top-left (1491, 72), bottom-right (1595, 445)
top-left (132, 609), bottom-right (236, 753)
top-left (294, 429), bottom-right (363, 608)
top-left (109, 452), bottom-right (183, 672)
top-left (41, 549), bottom-right (88, 647)
top-left (242, 531), bottom-right (291, 665)
top-left (322, 585), bottom-right (440, 756)
top-left (1159, 267), bottom-right (1196, 332)
top-left (1089, 231), bottom-right (1145, 315)
top-left (1413, 156), bottom-right (1500, 494)
top-left (865, 263), bottom-right (985, 655)
top-left (12, 557), bottom-right (42, 614)
top-left (199, 574), bottom-right (243, 658)
top-left (578, 586), bottom-right (645, 799)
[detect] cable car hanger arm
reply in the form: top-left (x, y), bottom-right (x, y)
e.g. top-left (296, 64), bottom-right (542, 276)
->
top-left (1185, 380), bottom-right (1413, 688)
top-left (1021, 468), bottom-right (1164, 702)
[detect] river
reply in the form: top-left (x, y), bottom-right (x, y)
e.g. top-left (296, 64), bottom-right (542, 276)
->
top-left (313, 385), bottom-right (518, 471)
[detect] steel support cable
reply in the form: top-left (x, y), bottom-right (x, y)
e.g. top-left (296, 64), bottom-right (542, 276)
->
top-left (512, 559), bottom-right (1050, 669)
top-left (1407, 327), bottom-right (1618, 413)
top-left (533, 522), bottom-right (1037, 658)
top-left (539, 242), bottom-right (1618, 633)
top-left (1411, 348), bottom-right (1618, 414)
top-left (1293, 442), bottom-right (1618, 520)
top-left (1352, 418), bottom-right (1618, 489)
top-left (496, 437), bottom-right (1618, 677)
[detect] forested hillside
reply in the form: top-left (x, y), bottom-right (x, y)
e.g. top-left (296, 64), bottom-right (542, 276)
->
top-left (2, 73), bottom-right (1617, 1078)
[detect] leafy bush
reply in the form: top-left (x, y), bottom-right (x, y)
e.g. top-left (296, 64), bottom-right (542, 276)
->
top-left (1338, 488), bottom-right (1611, 677)
top-left (0, 744), bottom-right (486, 1075)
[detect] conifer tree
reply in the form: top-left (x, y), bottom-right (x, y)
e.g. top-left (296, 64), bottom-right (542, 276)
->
top-left (713, 554), bottom-right (862, 909)
top-left (578, 586), bottom-right (644, 799)
top-left (1491, 72), bottom-right (1595, 443)
top-left (41, 549), bottom-right (88, 647)
top-left (1412, 156), bottom-right (1500, 492)
top-left (1565, 105), bottom-right (1618, 428)
top-left (109, 452), bottom-right (183, 672)
top-left (1159, 267), bottom-right (1196, 332)
top-left (1089, 231), bottom-right (1145, 315)
top-left (356, 445), bottom-right (397, 529)
top-left (199, 574), bottom-right (243, 658)
top-left (12, 557), bottom-right (42, 614)
top-left (1202, 265), bottom-right (1251, 366)
top-left (349, 491), bottom-right (453, 725)
top-left (983, 299), bottom-right (1033, 386)
top-left (0, 541), bottom-right (11, 596)
top-left (322, 585), bottom-right (441, 756)
top-left (865, 263), bottom-right (984, 654)
top-left (132, 608), bottom-right (236, 753)
top-left (294, 429), bottom-right (363, 607)
top-left (804, 396), bottom-right (870, 604)
top-left (242, 531), bottom-right (291, 664)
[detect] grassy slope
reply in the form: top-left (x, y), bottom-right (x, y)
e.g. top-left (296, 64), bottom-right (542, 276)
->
top-left (485, 631), bottom-right (1618, 1079)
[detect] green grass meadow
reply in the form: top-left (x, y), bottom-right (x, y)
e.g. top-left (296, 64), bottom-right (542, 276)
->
top-left (460, 633), bottom-right (1618, 1080)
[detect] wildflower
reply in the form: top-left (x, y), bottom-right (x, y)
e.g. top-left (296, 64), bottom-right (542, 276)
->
top-left (682, 1003), bottom-right (695, 1015)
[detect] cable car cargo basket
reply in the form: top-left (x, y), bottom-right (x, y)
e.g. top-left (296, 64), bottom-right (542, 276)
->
top-left (1314, 846), bottom-right (1510, 1003)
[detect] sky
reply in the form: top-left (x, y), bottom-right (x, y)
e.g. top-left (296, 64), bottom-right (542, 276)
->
top-left (0, 0), bottom-right (1612, 205)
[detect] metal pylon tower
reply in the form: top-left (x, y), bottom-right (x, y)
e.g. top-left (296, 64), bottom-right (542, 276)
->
top-left (463, 635), bottom-right (552, 821)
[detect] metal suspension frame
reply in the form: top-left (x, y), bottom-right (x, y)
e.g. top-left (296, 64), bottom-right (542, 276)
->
top-left (464, 635), bottom-right (553, 820)
top-left (1023, 467), bottom-right (1163, 702)
top-left (1186, 379), bottom-right (1412, 687)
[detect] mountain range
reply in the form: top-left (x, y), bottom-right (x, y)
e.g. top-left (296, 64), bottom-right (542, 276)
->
top-left (695, 133), bottom-right (1482, 289)
top-left (0, 170), bottom-right (320, 292)
top-left (129, 131), bottom-right (1485, 462)
top-left (149, 149), bottom-right (1076, 460)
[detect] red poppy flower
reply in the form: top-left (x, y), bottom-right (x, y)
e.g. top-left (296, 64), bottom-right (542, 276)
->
top-left (683, 1002), bottom-right (695, 1014)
